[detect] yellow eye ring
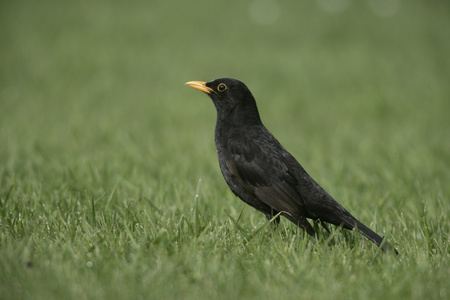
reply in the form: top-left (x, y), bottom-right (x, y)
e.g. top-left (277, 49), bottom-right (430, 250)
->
top-left (217, 83), bottom-right (227, 92)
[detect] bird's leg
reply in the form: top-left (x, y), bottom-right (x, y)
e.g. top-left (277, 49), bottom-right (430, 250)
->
top-left (265, 212), bottom-right (281, 229)
top-left (314, 219), bottom-right (331, 234)
top-left (300, 219), bottom-right (317, 237)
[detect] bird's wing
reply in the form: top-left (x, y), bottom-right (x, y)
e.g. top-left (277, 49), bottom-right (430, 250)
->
top-left (225, 131), bottom-right (307, 215)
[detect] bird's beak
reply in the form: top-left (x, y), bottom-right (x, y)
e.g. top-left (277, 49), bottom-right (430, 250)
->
top-left (185, 81), bottom-right (216, 94)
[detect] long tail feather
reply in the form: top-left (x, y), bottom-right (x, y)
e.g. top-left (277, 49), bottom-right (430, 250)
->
top-left (353, 219), bottom-right (398, 254)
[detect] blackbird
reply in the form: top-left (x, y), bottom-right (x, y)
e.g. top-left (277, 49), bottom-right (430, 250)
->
top-left (186, 78), bottom-right (396, 253)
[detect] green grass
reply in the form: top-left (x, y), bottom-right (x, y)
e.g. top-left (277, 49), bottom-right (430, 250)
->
top-left (1, 0), bottom-right (449, 299)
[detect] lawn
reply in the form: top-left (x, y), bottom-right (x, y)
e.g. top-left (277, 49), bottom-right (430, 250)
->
top-left (1, 0), bottom-right (449, 299)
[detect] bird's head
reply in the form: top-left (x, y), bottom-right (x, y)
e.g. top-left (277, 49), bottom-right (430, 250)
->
top-left (186, 78), bottom-right (261, 125)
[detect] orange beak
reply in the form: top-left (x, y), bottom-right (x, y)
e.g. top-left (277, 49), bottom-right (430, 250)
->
top-left (185, 81), bottom-right (216, 94)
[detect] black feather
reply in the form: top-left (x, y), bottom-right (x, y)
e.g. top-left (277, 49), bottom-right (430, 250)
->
top-left (187, 78), bottom-right (397, 254)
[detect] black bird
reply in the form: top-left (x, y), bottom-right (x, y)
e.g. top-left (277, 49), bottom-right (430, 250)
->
top-left (186, 78), bottom-right (396, 253)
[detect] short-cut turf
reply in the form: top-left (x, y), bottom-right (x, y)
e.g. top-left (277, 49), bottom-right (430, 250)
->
top-left (1, 1), bottom-right (449, 300)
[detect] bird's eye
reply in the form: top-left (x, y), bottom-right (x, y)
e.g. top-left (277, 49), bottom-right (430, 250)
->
top-left (217, 83), bottom-right (227, 92)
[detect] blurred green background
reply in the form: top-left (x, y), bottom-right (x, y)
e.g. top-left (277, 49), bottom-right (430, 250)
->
top-left (1, 0), bottom-right (449, 299)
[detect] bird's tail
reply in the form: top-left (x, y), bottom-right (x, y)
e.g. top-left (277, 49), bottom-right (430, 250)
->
top-left (352, 218), bottom-right (398, 254)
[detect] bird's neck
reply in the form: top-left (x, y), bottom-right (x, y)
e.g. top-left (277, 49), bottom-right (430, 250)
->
top-left (214, 104), bottom-right (263, 150)
top-left (215, 103), bottom-right (262, 128)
